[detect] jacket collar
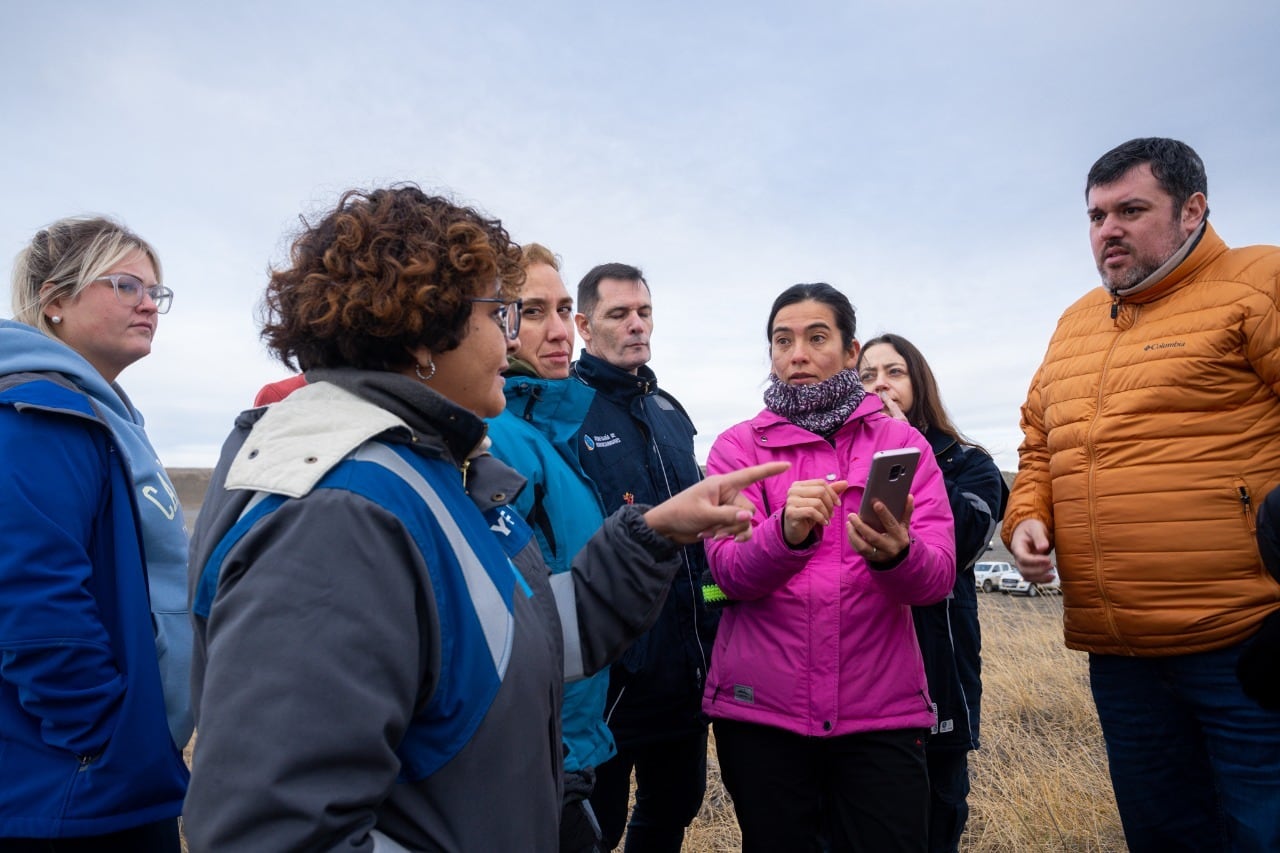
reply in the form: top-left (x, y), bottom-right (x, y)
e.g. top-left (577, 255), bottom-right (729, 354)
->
top-left (503, 372), bottom-right (594, 422)
top-left (925, 426), bottom-right (958, 458)
top-left (572, 350), bottom-right (660, 399)
top-left (225, 369), bottom-right (489, 498)
top-left (1118, 222), bottom-right (1227, 305)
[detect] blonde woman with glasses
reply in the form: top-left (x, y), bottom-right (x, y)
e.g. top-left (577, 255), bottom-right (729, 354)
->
top-left (0, 216), bottom-right (189, 851)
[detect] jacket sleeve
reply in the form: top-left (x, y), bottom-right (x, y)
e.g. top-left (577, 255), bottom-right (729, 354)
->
top-left (702, 427), bottom-right (819, 601)
top-left (554, 505), bottom-right (681, 680)
top-left (946, 447), bottom-right (1007, 570)
top-left (185, 491), bottom-right (428, 853)
top-left (866, 433), bottom-right (957, 606)
top-left (1002, 363), bottom-right (1056, 549)
top-left (0, 408), bottom-right (124, 758)
top-left (1244, 262), bottom-right (1280, 397)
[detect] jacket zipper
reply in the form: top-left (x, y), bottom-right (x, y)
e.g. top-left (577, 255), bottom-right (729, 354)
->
top-left (521, 384), bottom-right (543, 421)
top-left (1085, 302), bottom-right (1139, 653)
top-left (1236, 480), bottom-right (1255, 534)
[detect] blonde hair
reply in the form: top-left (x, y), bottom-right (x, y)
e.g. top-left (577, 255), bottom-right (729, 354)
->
top-left (521, 242), bottom-right (560, 271)
top-left (11, 216), bottom-right (162, 336)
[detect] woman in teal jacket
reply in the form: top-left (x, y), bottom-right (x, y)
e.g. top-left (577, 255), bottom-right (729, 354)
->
top-left (486, 243), bottom-right (615, 851)
top-left (0, 218), bottom-right (189, 850)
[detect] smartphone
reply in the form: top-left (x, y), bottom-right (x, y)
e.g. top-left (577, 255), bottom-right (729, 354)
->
top-left (857, 447), bottom-right (921, 533)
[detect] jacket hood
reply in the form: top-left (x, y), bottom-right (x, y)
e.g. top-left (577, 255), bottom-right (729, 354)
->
top-left (0, 319), bottom-right (142, 425)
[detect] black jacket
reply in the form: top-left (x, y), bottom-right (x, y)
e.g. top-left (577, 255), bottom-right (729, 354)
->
top-left (914, 428), bottom-right (1008, 751)
top-left (571, 352), bottom-right (717, 744)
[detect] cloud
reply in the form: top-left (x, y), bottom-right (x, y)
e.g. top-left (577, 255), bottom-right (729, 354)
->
top-left (3, 1), bottom-right (1278, 475)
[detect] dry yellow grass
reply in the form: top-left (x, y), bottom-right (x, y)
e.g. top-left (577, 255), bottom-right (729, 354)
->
top-left (684, 592), bottom-right (1127, 852)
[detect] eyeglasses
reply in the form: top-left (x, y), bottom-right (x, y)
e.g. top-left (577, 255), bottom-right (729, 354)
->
top-left (93, 274), bottom-right (174, 314)
top-left (469, 297), bottom-right (522, 340)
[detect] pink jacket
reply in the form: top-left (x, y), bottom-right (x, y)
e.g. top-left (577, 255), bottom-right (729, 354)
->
top-left (703, 395), bottom-right (956, 737)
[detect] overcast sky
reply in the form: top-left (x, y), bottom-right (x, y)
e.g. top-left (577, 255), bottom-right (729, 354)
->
top-left (4, 1), bottom-right (1278, 472)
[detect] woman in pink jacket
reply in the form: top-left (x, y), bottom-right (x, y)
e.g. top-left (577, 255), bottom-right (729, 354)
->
top-left (704, 283), bottom-right (956, 852)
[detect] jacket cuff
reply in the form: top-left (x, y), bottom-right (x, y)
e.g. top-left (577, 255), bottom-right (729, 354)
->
top-left (619, 504), bottom-right (680, 560)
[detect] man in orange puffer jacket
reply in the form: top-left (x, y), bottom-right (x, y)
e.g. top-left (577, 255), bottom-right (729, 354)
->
top-left (1005, 137), bottom-right (1280, 853)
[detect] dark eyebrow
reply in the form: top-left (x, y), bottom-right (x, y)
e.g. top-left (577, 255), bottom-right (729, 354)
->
top-left (772, 321), bottom-right (833, 337)
top-left (1088, 196), bottom-right (1153, 216)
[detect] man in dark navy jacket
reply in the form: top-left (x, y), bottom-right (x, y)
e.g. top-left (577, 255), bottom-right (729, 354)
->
top-left (573, 263), bottom-right (716, 853)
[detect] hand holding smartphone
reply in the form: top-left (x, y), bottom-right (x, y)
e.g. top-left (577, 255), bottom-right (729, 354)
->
top-left (857, 447), bottom-right (921, 533)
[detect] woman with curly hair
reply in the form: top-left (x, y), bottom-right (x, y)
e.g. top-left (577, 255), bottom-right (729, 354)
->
top-left (184, 185), bottom-right (782, 852)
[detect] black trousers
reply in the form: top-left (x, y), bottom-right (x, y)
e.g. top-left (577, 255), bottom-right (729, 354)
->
top-left (924, 747), bottom-right (971, 853)
top-left (3, 818), bottom-right (181, 853)
top-left (714, 719), bottom-right (929, 853)
top-left (590, 730), bottom-right (708, 852)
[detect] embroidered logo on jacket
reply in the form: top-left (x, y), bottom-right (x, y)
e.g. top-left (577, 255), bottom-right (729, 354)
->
top-left (1143, 340), bottom-right (1186, 351)
top-left (586, 432), bottom-right (621, 449)
top-left (733, 685), bottom-right (755, 704)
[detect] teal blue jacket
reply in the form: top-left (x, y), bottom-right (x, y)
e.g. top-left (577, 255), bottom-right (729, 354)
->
top-left (487, 369), bottom-right (615, 772)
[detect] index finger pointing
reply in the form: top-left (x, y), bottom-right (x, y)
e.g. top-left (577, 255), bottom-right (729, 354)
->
top-left (720, 461), bottom-right (791, 490)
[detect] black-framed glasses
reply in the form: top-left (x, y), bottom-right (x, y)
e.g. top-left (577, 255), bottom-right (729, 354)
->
top-left (93, 274), bottom-right (174, 314)
top-left (469, 297), bottom-right (522, 340)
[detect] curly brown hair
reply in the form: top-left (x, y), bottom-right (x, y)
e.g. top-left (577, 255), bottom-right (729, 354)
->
top-left (261, 185), bottom-right (525, 372)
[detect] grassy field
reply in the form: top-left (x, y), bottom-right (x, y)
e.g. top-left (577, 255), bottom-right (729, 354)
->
top-left (683, 592), bottom-right (1128, 852)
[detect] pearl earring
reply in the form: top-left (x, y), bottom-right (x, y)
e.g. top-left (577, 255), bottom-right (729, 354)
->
top-left (50, 316), bottom-right (62, 325)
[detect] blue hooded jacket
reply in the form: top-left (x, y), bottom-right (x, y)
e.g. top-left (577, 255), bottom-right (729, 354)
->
top-left (0, 320), bottom-right (189, 837)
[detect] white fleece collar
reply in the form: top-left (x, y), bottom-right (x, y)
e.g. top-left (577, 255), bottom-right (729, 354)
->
top-left (226, 381), bottom-right (409, 497)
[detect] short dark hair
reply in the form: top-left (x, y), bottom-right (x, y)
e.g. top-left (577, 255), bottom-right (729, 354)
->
top-left (1086, 137), bottom-right (1208, 215)
top-left (577, 262), bottom-right (646, 318)
top-left (766, 283), bottom-right (857, 350)
top-left (260, 185), bottom-right (523, 372)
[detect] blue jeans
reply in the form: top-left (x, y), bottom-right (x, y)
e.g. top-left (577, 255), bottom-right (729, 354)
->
top-left (1090, 645), bottom-right (1280, 853)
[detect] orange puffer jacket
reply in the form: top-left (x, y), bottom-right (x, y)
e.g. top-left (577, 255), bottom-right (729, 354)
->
top-left (1004, 224), bottom-right (1280, 655)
